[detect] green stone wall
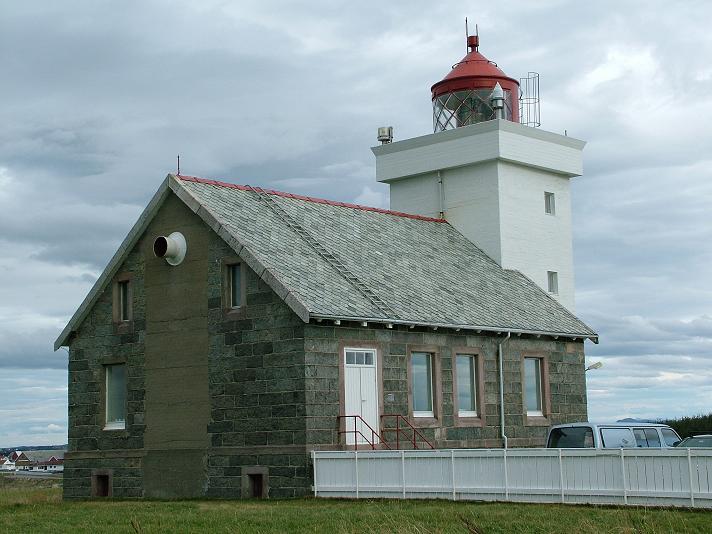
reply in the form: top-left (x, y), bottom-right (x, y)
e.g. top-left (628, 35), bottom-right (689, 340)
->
top-left (205, 232), bottom-right (309, 498)
top-left (64, 241), bottom-right (146, 499)
top-left (65, 192), bottom-right (311, 500)
top-left (304, 324), bottom-right (587, 448)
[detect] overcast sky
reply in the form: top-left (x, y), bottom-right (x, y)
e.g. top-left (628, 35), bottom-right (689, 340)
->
top-left (1, 0), bottom-right (711, 447)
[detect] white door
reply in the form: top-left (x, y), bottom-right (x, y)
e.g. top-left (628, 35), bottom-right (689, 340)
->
top-left (344, 348), bottom-right (379, 446)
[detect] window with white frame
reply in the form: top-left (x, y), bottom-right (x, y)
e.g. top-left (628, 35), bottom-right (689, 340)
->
top-left (411, 352), bottom-right (434, 417)
top-left (105, 364), bottom-right (127, 430)
top-left (524, 357), bottom-right (543, 416)
top-left (456, 354), bottom-right (478, 417)
top-left (547, 271), bottom-right (558, 294)
top-left (544, 192), bottom-right (556, 215)
top-left (345, 349), bottom-right (374, 366)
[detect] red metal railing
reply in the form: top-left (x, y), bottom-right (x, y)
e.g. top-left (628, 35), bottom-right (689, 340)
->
top-left (337, 415), bottom-right (391, 450)
top-left (380, 414), bottom-right (435, 449)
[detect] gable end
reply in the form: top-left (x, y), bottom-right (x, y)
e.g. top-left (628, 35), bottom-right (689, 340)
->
top-left (54, 175), bottom-right (310, 350)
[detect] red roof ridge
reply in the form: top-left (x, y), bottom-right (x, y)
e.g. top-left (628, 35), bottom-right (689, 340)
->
top-left (176, 174), bottom-right (447, 223)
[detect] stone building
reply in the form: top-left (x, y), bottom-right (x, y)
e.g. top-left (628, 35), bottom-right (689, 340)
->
top-left (54, 35), bottom-right (597, 499)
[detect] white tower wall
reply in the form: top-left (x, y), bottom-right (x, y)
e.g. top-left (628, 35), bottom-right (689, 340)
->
top-left (498, 162), bottom-right (575, 311)
top-left (374, 119), bottom-right (584, 312)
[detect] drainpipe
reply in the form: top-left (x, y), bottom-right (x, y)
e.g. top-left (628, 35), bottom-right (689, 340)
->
top-left (498, 332), bottom-right (512, 449)
top-left (437, 171), bottom-right (445, 219)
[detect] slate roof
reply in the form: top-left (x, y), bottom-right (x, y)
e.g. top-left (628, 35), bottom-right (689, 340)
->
top-left (17, 449), bottom-right (65, 462)
top-left (55, 174), bottom-right (597, 349)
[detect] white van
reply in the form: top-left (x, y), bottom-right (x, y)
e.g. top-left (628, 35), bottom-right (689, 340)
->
top-left (547, 422), bottom-right (681, 449)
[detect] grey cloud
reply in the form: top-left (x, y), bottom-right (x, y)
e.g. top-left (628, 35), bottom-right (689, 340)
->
top-left (62, 273), bottom-right (99, 285)
top-left (0, 324), bottom-right (68, 370)
top-left (2, 0), bottom-right (712, 444)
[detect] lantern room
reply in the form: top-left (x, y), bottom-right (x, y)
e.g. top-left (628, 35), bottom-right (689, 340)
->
top-left (431, 35), bottom-right (520, 132)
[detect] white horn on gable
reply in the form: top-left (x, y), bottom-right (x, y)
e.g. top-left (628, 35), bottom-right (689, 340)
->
top-left (153, 232), bottom-right (187, 266)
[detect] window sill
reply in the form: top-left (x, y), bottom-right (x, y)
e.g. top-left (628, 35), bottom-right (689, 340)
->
top-left (410, 416), bottom-right (439, 428)
top-left (113, 321), bottom-right (133, 335)
top-left (454, 415), bottom-right (485, 428)
top-left (103, 422), bottom-right (126, 432)
top-left (223, 306), bottom-right (247, 320)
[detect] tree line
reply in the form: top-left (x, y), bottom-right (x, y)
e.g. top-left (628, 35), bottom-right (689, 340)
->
top-left (661, 413), bottom-right (712, 438)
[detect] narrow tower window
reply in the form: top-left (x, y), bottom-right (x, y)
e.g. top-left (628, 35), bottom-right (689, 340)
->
top-left (544, 192), bottom-right (556, 215)
top-left (547, 271), bottom-right (558, 294)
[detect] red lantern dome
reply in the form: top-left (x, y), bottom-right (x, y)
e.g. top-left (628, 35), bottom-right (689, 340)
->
top-left (431, 35), bottom-right (520, 132)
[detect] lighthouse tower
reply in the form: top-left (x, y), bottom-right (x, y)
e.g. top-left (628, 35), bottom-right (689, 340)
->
top-left (372, 35), bottom-right (584, 312)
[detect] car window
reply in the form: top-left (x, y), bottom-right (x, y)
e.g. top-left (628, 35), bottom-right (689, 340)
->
top-left (548, 427), bottom-right (594, 448)
top-left (633, 428), bottom-right (648, 447)
top-left (632, 427), bottom-right (663, 447)
top-left (679, 437), bottom-right (712, 447)
top-left (600, 428), bottom-right (635, 448)
top-left (644, 428), bottom-right (661, 447)
top-left (661, 428), bottom-right (681, 447)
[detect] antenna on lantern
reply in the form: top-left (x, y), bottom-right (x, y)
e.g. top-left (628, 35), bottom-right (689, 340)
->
top-left (465, 18), bottom-right (468, 52)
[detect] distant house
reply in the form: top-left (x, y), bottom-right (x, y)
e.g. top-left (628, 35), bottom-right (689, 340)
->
top-left (14, 450), bottom-right (65, 472)
top-left (0, 455), bottom-right (14, 471)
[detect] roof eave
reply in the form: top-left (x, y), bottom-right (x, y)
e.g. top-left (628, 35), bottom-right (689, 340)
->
top-left (310, 314), bottom-right (598, 343)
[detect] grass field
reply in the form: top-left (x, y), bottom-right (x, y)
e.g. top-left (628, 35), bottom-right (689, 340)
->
top-left (1, 475), bottom-right (711, 533)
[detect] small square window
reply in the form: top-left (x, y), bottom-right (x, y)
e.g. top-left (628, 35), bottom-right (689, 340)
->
top-left (547, 271), bottom-right (558, 294)
top-left (105, 364), bottom-right (126, 430)
top-left (544, 192), bottom-right (556, 215)
top-left (228, 263), bottom-right (242, 308)
top-left (248, 473), bottom-right (264, 498)
top-left (92, 473), bottom-right (111, 497)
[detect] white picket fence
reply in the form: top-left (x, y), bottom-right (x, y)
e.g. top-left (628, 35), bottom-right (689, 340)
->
top-left (312, 448), bottom-right (712, 508)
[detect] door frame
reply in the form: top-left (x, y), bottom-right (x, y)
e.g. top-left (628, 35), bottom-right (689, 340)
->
top-left (338, 340), bottom-right (384, 449)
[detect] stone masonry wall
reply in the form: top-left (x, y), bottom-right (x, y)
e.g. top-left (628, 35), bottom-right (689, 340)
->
top-left (64, 249), bottom-right (146, 499)
top-left (205, 232), bottom-right (309, 498)
top-left (64, 194), bottom-right (312, 500)
top-left (305, 323), bottom-right (587, 449)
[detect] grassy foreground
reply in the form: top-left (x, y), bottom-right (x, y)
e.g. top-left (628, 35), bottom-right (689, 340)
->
top-left (1, 476), bottom-right (710, 533)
